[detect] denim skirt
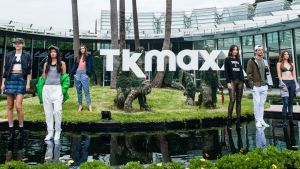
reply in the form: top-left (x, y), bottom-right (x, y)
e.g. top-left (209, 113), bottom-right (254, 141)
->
top-left (4, 73), bottom-right (26, 95)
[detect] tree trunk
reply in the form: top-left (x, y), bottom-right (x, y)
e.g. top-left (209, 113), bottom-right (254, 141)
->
top-left (110, 0), bottom-right (120, 89)
top-left (71, 0), bottom-right (80, 57)
top-left (132, 0), bottom-right (140, 51)
top-left (151, 0), bottom-right (172, 87)
top-left (119, 0), bottom-right (126, 50)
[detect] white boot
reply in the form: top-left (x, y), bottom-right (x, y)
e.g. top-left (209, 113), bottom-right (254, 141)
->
top-left (44, 131), bottom-right (54, 141)
top-left (54, 131), bottom-right (61, 141)
top-left (260, 120), bottom-right (270, 127)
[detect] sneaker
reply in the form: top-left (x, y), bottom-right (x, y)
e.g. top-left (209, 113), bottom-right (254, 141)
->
top-left (260, 120), bottom-right (270, 127)
top-left (44, 132), bottom-right (54, 141)
top-left (256, 121), bottom-right (262, 128)
top-left (54, 132), bottom-right (61, 141)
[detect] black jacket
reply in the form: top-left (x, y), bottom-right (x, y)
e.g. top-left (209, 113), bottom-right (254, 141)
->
top-left (71, 55), bottom-right (94, 77)
top-left (3, 50), bottom-right (32, 80)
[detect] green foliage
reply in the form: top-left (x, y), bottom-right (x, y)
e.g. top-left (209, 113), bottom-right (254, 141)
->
top-left (120, 161), bottom-right (145, 169)
top-left (116, 71), bottom-right (143, 89)
top-left (215, 146), bottom-right (300, 169)
top-left (147, 162), bottom-right (182, 169)
top-left (2, 148), bottom-right (300, 169)
top-left (31, 163), bottom-right (68, 169)
top-left (30, 79), bottom-right (38, 92)
top-left (79, 161), bottom-right (113, 169)
top-left (163, 71), bottom-right (175, 86)
top-left (188, 157), bottom-right (217, 169)
top-left (3, 161), bottom-right (29, 169)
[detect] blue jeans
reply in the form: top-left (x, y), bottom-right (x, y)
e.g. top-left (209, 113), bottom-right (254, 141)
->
top-left (282, 80), bottom-right (296, 119)
top-left (74, 70), bottom-right (91, 106)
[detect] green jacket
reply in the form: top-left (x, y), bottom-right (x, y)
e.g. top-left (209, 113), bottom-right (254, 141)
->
top-left (36, 73), bottom-right (70, 104)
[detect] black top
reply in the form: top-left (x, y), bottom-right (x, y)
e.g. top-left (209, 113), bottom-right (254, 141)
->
top-left (224, 56), bottom-right (245, 83)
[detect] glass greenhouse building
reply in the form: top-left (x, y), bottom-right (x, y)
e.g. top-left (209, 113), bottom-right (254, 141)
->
top-left (1, 0), bottom-right (300, 87)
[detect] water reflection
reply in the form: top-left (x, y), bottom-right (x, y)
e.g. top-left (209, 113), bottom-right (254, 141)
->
top-left (5, 138), bottom-right (24, 162)
top-left (0, 119), bottom-right (299, 167)
top-left (256, 126), bottom-right (267, 149)
top-left (44, 141), bottom-right (61, 163)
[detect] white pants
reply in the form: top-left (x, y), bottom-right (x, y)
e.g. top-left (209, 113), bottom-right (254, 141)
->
top-left (42, 85), bottom-right (63, 133)
top-left (252, 85), bottom-right (268, 122)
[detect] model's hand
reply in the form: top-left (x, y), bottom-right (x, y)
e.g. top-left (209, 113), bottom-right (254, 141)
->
top-left (1, 84), bottom-right (5, 94)
top-left (227, 83), bottom-right (232, 90)
top-left (26, 84), bottom-right (30, 92)
top-left (283, 87), bottom-right (288, 92)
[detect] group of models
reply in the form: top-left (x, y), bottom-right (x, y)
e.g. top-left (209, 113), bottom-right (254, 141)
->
top-left (1, 37), bottom-right (298, 143)
top-left (1, 38), bottom-right (93, 142)
top-left (225, 44), bottom-right (298, 129)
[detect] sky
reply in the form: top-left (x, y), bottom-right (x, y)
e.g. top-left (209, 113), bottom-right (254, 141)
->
top-left (0, 0), bottom-right (255, 31)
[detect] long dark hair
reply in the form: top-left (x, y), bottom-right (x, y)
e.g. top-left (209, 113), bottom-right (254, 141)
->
top-left (228, 45), bottom-right (240, 59)
top-left (279, 50), bottom-right (292, 69)
top-left (46, 48), bottom-right (62, 74)
top-left (77, 45), bottom-right (88, 62)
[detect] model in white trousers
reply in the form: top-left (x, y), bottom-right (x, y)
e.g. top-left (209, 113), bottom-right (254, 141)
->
top-left (252, 85), bottom-right (269, 127)
top-left (42, 85), bottom-right (63, 141)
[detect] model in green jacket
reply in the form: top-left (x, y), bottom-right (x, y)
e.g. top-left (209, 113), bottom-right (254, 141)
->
top-left (36, 73), bottom-right (70, 104)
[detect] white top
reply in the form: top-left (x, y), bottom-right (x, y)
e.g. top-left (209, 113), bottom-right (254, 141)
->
top-left (12, 53), bottom-right (22, 71)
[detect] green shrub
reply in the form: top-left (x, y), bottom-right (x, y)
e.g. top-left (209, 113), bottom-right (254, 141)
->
top-left (32, 163), bottom-right (68, 169)
top-left (188, 157), bottom-right (216, 169)
top-left (4, 161), bottom-right (29, 169)
top-left (120, 161), bottom-right (144, 169)
top-left (147, 162), bottom-right (181, 169)
top-left (80, 161), bottom-right (113, 169)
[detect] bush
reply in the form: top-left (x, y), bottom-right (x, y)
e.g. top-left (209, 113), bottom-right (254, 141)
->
top-left (147, 162), bottom-right (181, 169)
top-left (32, 163), bottom-right (68, 169)
top-left (188, 157), bottom-right (216, 169)
top-left (4, 161), bottom-right (29, 169)
top-left (120, 161), bottom-right (144, 169)
top-left (80, 161), bottom-right (113, 169)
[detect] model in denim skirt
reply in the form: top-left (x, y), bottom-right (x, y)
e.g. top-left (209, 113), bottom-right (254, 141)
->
top-left (1, 38), bottom-right (32, 141)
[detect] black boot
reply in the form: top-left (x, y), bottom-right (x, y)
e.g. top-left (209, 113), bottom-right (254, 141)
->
top-left (288, 115), bottom-right (297, 126)
top-left (16, 127), bottom-right (25, 140)
top-left (227, 119), bottom-right (232, 130)
top-left (7, 127), bottom-right (15, 141)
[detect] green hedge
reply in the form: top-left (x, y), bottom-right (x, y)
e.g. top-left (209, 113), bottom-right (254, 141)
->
top-left (2, 146), bottom-right (300, 169)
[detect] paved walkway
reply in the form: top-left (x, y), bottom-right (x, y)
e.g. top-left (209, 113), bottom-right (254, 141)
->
top-left (265, 105), bottom-right (300, 113)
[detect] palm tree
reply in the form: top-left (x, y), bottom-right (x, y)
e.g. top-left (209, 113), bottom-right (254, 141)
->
top-left (132, 0), bottom-right (140, 51)
top-left (110, 0), bottom-right (119, 89)
top-left (71, 0), bottom-right (80, 57)
top-left (119, 0), bottom-right (126, 50)
top-left (151, 0), bottom-right (172, 87)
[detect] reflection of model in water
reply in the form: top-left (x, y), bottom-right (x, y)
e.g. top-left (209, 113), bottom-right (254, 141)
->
top-left (283, 124), bottom-right (297, 150)
top-left (256, 126), bottom-right (267, 149)
top-left (70, 134), bottom-right (91, 166)
top-left (44, 140), bottom-right (61, 163)
top-left (5, 137), bottom-right (24, 162)
top-left (227, 125), bottom-right (249, 154)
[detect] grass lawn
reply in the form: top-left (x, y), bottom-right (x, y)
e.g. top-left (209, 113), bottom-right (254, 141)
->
top-left (0, 86), bottom-right (256, 123)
